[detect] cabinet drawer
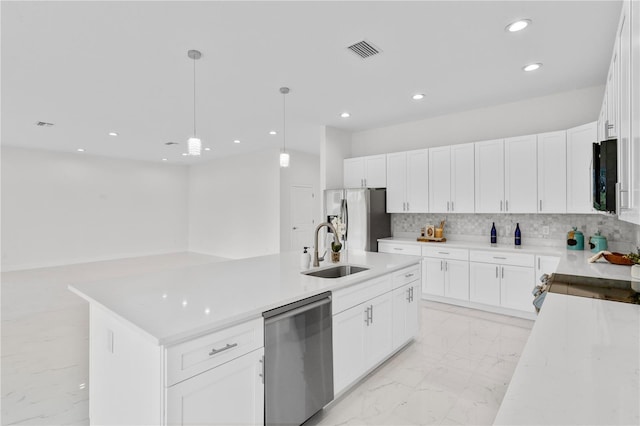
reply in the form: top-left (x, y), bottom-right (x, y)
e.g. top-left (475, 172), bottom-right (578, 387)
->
top-left (332, 275), bottom-right (393, 315)
top-left (469, 250), bottom-right (534, 267)
top-left (393, 265), bottom-right (421, 289)
top-left (166, 317), bottom-right (263, 387)
top-left (378, 242), bottom-right (421, 256)
top-left (421, 246), bottom-right (469, 261)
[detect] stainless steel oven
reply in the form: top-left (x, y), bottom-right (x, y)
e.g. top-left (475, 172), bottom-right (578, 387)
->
top-left (263, 292), bottom-right (333, 426)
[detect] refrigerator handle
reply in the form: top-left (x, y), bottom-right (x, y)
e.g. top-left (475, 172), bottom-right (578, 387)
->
top-left (341, 197), bottom-right (348, 242)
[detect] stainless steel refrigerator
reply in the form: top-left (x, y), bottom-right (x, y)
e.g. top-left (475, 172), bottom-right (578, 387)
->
top-left (324, 188), bottom-right (391, 252)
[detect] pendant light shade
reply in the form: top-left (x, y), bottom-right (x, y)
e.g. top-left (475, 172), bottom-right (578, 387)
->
top-left (279, 87), bottom-right (290, 168)
top-left (186, 49), bottom-right (202, 156)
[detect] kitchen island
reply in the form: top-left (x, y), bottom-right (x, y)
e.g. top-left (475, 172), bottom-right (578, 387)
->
top-left (69, 250), bottom-right (422, 425)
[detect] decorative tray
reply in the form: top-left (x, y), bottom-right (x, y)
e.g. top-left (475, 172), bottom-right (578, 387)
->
top-left (417, 237), bottom-right (447, 243)
top-left (603, 252), bottom-right (635, 266)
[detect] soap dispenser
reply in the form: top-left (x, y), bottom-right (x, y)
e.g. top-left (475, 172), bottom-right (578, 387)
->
top-left (301, 247), bottom-right (311, 269)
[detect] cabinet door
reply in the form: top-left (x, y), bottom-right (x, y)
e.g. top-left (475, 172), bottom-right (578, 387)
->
top-left (422, 257), bottom-right (445, 296)
top-left (444, 259), bottom-right (469, 301)
top-left (537, 131), bottom-right (567, 213)
top-left (406, 282), bottom-right (420, 342)
top-left (607, 41), bottom-right (619, 140)
top-left (566, 122), bottom-right (596, 213)
top-left (536, 255), bottom-right (560, 277)
top-left (364, 155), bottom-right (387, 188)
top-left (406, 149), bottom-right (429, 212)
top-left (500, 265), bottom-right (535, 313)
top-left (469, 262), bottom-right (501, 306)
top-left (504, 135), bottom-right (537, 213)
top-left (450, 143), bottom-right (475, 213)
top-left (386, 152), bottom-right (406, 213)
top-left (392, 284), bottom-right (410, 349)
top-left (618, 1), bottom-right (632, 216)
top-left (628, 0), bottom-right (640, 224)
top-left (344, 158), bottom-right (364, 188)
top-left (332, 305), bottom-right (366, 395)
top-left (428, 146), bottom-right (451, 213)
top-left (475, 139), bottom-right (505, 213)
top-left (364, 292), bottom-right (393, 371)
top-left (167, 348), bottom-right (264, 426)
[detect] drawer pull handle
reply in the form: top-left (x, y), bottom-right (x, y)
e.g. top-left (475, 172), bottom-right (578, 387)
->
top-left (438, 252), bottom-right (450, 255)
top-left (394, 248), bottom-right (403, 251)
top-left (493, 256), bottom-right (507, 260)
top-left (209, 343), bottom-right (238, 356)
top-left (405, 273), bottom-right (414, 278)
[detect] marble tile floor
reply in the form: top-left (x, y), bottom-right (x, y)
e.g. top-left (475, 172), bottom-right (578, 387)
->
top-left (2, 253), bottom-right (534, 425)
top-left (308, 302), bottom-right (534, 426)
top-left (2, 252), bottom-right (227, 426)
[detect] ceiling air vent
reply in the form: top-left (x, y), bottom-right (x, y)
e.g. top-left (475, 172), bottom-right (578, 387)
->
top-left (347, 40), bottom-right (381, 59)
top-left (35, 121), bottom-right (54, 127)
top-left (165, 141), bottom-right (179, 145)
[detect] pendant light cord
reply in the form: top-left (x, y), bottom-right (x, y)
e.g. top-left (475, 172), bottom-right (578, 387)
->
top-left (282, 92), bottom-right (286, 152)
top-left (193, 56), bottom-right (197, 137)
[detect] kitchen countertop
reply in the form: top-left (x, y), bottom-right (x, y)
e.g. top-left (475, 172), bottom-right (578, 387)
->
top-left (494, 292), bottom-right (640, 425)
top-left (69, 250), bottom-right (421, 346)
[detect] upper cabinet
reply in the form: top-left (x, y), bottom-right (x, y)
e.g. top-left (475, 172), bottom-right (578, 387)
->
top-left (344, 155), bottom-right (387, 188)
top-left (566, 122), bottom-right (596, 214)
top-left (386, 150), bottom-right (428, 213)
top-left (429, 143), bottom-right (475, 213)
top-left (537, 131), bottom-right (567, 213)
top-left (504, 135), bottom-right (538, 213)
top-left (475, 139), bottom-right (505, 213)
top-left (627, 0), bottom-right (640, 224)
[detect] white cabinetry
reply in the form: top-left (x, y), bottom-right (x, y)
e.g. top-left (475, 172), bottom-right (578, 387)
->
top-left (378, 241), bottom-right (422, 256)
top-left (475, 139), bottom-right (505, 213)
top-left (537, 131), bottom-right (567, 213)
top-left (629, 0), bottom-right (640, 224)
top-left (386, 150), bottom-right (428, 213)
top-left (167, 348), bottom-right (264, 426)
top-left (429, 143), bottom-right (475, 213)
top-left (344, 155), bottom-right (387, 188)
top-left (469, 250), bottom-right (535, 314)
top-left (504, 135), bottom-right (538, 213)
top-left (536, 255), bottom-right (560, 277)
top-left (421, 247), bottom-right (469, 301)
top-left (392, 281), bottom-right (419, 349)
top-left (566, 122), bottom-right (596, 213)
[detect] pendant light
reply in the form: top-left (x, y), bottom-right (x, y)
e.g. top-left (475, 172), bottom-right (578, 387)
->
top-left (187, 49), bottom-right (202, 156)
top-left (279, 87), bottom-right (290, 168)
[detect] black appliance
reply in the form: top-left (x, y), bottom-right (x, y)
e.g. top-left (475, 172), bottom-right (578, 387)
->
top-left (592, 139), bottom-right (617, 212)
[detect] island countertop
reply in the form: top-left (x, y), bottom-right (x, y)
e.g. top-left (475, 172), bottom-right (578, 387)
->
top-left (68, 250), bottom-right (421, 346)
top-left (494, 292), bottom-right (640, 425)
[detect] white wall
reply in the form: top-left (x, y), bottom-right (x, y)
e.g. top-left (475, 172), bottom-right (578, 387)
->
top-left (321, 126), bottom-right (352, 190)
top-left (1, 147), bottom-right (189, 270)
top-left (351, 85), bottom-right (605, 156)
top-left (188, 149), bottom-right (280, 259)
top-left (279, 150), bottom-right (322, 252)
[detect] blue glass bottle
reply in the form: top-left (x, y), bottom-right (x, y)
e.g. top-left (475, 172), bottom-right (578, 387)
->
top-left (515, 223), bottom-right (521, 246)
top-left (491, 222), bottom-right (497, 245)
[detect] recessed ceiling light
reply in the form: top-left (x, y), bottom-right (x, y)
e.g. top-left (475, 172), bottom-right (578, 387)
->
top-left (162, 158), bottom-right (168, 161)
top-left (108, 132), bottom-right (118, 137)
top-left (182, 153), bottom-right (188, 156)
top-left (233, 140), bottom-right (240, 144)
top-left (269, 130), bottom-right (277, 135)
top-left (523, 63), bottom-right (542, 72)
top-left (412, 93), bottom-right (425, 100)
top-left (76, 148), bottom-right (85, 152)
top-left (340, 112), bottom-right (351, 118)
top-left (506, 19), bottom-right (531, 32)
top-left (204, 147), bottom-right (211, 151)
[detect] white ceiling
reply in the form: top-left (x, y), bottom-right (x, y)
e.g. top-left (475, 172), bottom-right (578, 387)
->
top-left (1, 1), bottom-right (622, 164)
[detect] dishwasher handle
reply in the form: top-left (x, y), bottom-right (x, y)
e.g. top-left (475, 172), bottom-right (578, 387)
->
top-left (263, 292), bottom-right (332, 323)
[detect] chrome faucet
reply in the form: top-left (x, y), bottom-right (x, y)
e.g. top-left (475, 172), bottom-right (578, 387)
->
top-left (313, 222), bottom-right (340, 267)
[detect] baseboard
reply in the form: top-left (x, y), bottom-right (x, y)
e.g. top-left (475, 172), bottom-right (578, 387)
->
top-left (422, 294), bottom-right (537, 320)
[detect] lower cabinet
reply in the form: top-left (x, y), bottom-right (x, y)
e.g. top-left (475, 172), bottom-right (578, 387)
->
top-left (469, 262), bottom-right (501, 305)
top-left (423, 258), bottom-right (469, 300)
top-left (332, 264), bottom-right (421, 396)
top-left (536, 255), bottom-right (561, 277)
top-left (166, 348), bottom-right (264, 426)
top-left (500, 265), bottom-right (535, 312)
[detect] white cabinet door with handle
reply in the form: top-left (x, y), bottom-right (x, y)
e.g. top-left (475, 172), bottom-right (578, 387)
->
top-left (469, 262), bottom-right (501, 306)
top-left (537, 131), bottom-right (567, 213)
top-left (504, 135), bottom-right (537, 213)
top-left (392, 282), bottom-right (419, 349)
top-left (332, 304), bottom-right (366, 395)
top-left (386, 152), bottom-right (407, 213)
top-left (444, 259), bottom-right (470, 301)
top-left (566, 122), bottom-right (596, 213)
top-left (450, 143), bottom-right (475, 213)
top-left (428, 146), bottom-right (451, 213)
top-left (423, 257), bottom-right (446, 296)
top-left (500, 265), bottom-right (535, 313)
top-left (167, 348), bottom-right (264, 426)
top-left (364, 292), bottom-right (393, 371)
top-left (475, 139), bottom-right (505, 213)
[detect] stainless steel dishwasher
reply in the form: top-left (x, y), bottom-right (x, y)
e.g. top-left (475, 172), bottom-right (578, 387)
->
top-left (263, 292), bottom-right (334, 426)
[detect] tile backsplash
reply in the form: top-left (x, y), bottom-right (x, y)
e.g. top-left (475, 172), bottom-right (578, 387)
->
top-left (392, 213), bottom-right (640, 251)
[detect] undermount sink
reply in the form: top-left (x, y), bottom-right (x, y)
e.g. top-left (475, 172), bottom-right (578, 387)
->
top-left (303, 265), bottom-right (369, 279)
